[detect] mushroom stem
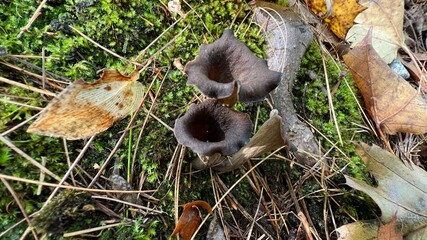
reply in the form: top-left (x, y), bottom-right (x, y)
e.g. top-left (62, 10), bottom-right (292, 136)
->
top-left (193, 110), bottom-right (285, 172)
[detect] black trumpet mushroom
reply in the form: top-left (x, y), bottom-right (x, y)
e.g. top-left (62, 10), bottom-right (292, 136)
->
top-left (174, 99), bottom-right (252, 157)
top-left (185, 29), bottom-right (282, 103)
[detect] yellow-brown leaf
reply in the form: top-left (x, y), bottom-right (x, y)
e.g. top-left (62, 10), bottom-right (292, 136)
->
top-left (27, 69), bottom-right (143, 140)
top-left (306, 0), bottom-right (366, 39)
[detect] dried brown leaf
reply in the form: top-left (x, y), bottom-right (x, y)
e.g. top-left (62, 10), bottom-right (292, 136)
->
top-left (27, 69), bottom-right (144, 140)
top-left (346, 0), bottom-right (404, 63)
top-left (336, 142), bottom-right (427, 240)
top-left (343, 30), bottom-right (427, 135)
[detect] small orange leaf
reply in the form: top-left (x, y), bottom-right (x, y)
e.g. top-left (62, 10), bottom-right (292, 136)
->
top-left (27, 69), bottom-right (144, 140)
top-left (172, 200), bottom-right (212, 240)
top-left (306, 0), bottom-right (366, 39)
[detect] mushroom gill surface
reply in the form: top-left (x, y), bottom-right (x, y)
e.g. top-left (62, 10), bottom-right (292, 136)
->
top-left (174, 99), bottom-right (252, 156)
top-left (185, 29), bottom-right (282, 102)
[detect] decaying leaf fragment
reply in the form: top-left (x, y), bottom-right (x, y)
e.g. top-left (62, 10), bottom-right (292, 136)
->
top-left (377, 214), bottom-right (403, 240)
top-left (305, 0), bottom-right (366, 39)
top-left (172, 200), bottom-right (213, 240)
top-left (336, 142), bottom-right (427, 239)
top-left (27, 69), bottom-right (144, 140)
top-left (343, 30), bottom-right (427, 135)
top-left (346, 0), bottom-right (404, 63)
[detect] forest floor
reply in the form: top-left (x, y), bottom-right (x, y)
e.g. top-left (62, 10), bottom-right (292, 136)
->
top-left (0, 0), bottom-right (426, 239)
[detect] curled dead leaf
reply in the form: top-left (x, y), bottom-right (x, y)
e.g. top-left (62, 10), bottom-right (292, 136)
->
top-left (172, 200), bottom-right (213, 240)
top-left (27, 69), bottom-right (144, 140)
top-left (343, 30), bottom-right (427, 135)
top-left (336, 142), bottom-right (427, 240)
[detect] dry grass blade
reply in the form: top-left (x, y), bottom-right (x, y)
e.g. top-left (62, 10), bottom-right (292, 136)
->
top-left (17, 0), bottom-right (47, 38)
top-left (246, 188), bottom-right (264, 239)
top-left (0, 76), bottom-right (56, 96)
top-left (0, 61), bottom-right (65, 90)
top-left (62, 222), bottom-right (121, 238)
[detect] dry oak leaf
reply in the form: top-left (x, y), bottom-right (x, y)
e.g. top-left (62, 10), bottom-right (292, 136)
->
top-left (346, 0), bottom-right (404, 63)
top-left (305, 0), bottom-right (366, 39)
top-left (172, 200), bottom-right (213, 240)
top-left (27, 69), bottom-right (144, 140)
top-left (336, 142), bottom-right (427, 240)
top-left (343, 30), bottom-right (427, 135)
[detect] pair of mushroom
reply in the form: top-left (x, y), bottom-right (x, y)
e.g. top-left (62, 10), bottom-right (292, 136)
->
top-left (173, 29), bottom-right (285, 172)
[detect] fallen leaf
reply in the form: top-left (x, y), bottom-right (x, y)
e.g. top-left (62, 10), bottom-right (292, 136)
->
top-left (336, 142), bottom-right (427, 239)
top-left (27, 69), bottom-right (144, 140)
top-left (346, 0), bottom-right (404, 63)
top-left (377, 214), bottom-right (403, 240)
top-left (343, 30), bottom-right (427, 135)
top-left (172, 200), bottom-right (213, 240)
top-left (336, 220), bottom-right (378, 240)
top-left (306, 0), bottom-right (366, 39)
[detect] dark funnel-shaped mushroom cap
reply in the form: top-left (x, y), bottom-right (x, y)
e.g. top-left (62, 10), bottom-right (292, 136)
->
top-left (174, 99), bottom-right (252, 156)
top-left (185, 29), bottom-right (282, 102)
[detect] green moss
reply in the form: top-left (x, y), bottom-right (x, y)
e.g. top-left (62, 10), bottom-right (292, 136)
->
top-left (295, 42), bottom-right (373, 179)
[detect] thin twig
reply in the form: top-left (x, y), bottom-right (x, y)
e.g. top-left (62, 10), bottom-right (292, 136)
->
top-left (320, 43), bottom-right (342, 145)
top-left (246, 188), bottom-right (264, 239)
top-left (0, 178), bottom-right (39, 240)
top-left (0, 98), bottom-right (43, 110)
top-left (0, 174), bottom-right (156, 194)
top-left (6, 56), bottom-right (69, 82)
top-left (69, 26), bottom-right (143, 67)
top-left (0, 76), bottom-right (56, 96)
top-left (63, 222), bottom-right (121, 238)
top-left (0, 61), bottom-right (66, 89)
top-left (0, 135), bottom-right (62, 181)
top-left (42, 47), bottom-right (46, 89)
top-left (91, 196), bottom-right (164, 214)
top-left (131, 69), bottom-right (168, 180)
top-left (17, 0), bottom-right (47, 38)
top-left (43, 136), bottom-right (95, 207)
top-left (36, 156), bottom-right (46, 195)
top-left (0, 112), bottom-right (41, 137)
top-left (62, 138), bottom-right (76, 185)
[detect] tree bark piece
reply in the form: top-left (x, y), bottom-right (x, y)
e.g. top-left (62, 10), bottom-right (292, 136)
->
top-left (252, 2), bottom-right (319, 165)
